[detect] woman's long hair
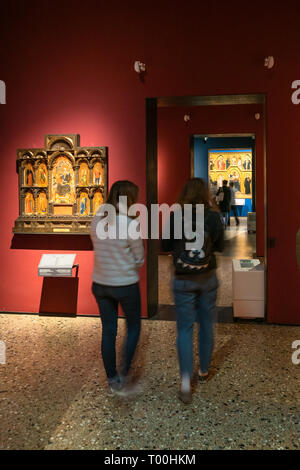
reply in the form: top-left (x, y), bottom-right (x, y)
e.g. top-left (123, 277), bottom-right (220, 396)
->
top-left (178, 178), bottom-right (218, 211)
top-left (106, 180), bottom-right (139, 212)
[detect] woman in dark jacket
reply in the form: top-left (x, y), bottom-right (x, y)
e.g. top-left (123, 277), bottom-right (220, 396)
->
top-left (162, 178), bottom-right (224, 404)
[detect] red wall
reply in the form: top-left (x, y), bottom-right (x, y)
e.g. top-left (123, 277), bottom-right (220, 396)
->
top-left (0, 0), bottom-right (299, 323)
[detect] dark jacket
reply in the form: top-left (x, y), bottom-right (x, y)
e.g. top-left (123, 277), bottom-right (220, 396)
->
top-left (217, 185), bottom-right (231, 212)
top-left (161, 207), bottom-right (224, 280)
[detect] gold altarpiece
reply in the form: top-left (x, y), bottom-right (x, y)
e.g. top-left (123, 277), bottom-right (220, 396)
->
top-left (13, 134), bottom-right (108, 234)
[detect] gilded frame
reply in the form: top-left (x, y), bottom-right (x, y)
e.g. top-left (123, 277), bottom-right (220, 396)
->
top-left (13, 134), bottom-right (108, 234)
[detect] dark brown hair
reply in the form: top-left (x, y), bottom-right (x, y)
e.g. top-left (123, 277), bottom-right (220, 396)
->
top-left (178, 178), bottom-right (218, 211)
top-left (106, 180), bottom-right (139, 211)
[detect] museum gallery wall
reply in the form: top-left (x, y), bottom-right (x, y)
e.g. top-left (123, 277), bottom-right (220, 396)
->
top-left (0, 1), bottom-right (300, 323)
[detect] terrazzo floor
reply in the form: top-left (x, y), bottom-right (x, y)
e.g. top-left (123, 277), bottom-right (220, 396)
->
top-left (0, 313), bottom-right (299, 450)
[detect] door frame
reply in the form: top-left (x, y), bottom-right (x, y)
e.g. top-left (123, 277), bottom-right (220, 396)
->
top-left (145, 93), bottom-right (267, 319)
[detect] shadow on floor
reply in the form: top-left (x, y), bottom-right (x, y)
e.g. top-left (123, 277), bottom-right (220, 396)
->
top-left (152, 305), bottom-right (234, 323)
top-left (152, 305), bottom-right (266, 324)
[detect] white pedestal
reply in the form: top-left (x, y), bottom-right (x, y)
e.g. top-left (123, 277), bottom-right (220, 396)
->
top-left (232, 259), bottom-right (265, 319)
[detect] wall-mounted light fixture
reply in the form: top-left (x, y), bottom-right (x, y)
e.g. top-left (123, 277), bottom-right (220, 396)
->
top-left (264, 56), bottom-right (275, 69)
top-left (255, 113), bottom-right (261, 120)
top-left (134, 61), bottom-right (146, 73)
top-left (183, 115), bottom-right (190, 122)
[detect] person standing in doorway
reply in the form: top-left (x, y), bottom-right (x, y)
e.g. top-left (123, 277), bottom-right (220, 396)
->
top-left (217, 179), bottom-right (231, 228)
top-left (229, 181), bottom-right (240, 227)
top-left (210, 180), bottom-right (218, 204)
top-left (162, 178), bottom-right (224, 404)
top-left (90, 180), bottom-right (144, 396)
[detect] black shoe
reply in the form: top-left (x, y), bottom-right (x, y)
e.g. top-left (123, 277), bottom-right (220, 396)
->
top-left (198, 373), bottom-right (209, 384)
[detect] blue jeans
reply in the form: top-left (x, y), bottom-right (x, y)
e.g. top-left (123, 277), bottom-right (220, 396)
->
top-left (173, 272), bottom-right (218, 378)
top-left (221, 211), bottom-right (230, 226)
top-left (92, 282), bottom-right (141, 384)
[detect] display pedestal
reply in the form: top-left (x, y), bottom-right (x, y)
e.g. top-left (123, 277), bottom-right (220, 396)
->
top-left (38, 254), bottom-right (78, 316)
top-left (232, 259), bottom-right (265, 319)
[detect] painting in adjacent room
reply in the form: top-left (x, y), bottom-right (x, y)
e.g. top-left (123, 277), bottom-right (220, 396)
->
top-left (208, 149), bottom-right (252, 199)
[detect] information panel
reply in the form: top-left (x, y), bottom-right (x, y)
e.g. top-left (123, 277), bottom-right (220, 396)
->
top-left (38, 254), bottom-right (77, 277)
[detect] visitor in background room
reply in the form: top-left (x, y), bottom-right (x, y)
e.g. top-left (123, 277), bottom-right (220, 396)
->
top-left (229, 181), bottom-right (240, 227)
top-left (217, 174), bottom-right (223, 187)
top-left (162, 178), bottom-right (224, 404)
top-left (216, 179), bottom-right (231, 228)
top-left (90, 180), bottom-right (144, 396)
top-left (210, 180), bottom-right (218, 204)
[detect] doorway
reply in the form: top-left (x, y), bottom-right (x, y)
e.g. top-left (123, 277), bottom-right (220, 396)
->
top-left (146, 94), bottom-right (267, 321)
top-left (192, 134), bottom-right (256, 319)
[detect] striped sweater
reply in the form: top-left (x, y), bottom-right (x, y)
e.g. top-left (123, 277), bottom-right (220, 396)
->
top-left (90, 213), bottom-right (144, 286)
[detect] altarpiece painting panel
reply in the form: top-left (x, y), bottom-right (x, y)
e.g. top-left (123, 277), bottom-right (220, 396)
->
top-left (208, 148), bottom-right (252, 199)
top-left (13, 134), bottom-right (108, 234)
